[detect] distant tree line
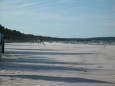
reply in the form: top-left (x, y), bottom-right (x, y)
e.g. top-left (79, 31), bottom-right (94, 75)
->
top-left (0, 24), bottom-right (41, 42)
top-left (0, 24), bottom-right (115, 44)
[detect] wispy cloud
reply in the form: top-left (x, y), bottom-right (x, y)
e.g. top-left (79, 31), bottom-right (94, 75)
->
top-left (0, 0), bottom-right (115, 38)
top-left (20, 2), bottom-right (36, 8)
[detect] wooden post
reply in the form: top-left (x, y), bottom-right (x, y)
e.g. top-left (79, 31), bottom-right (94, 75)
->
top-left (2, 42), bottom-right (4, 53)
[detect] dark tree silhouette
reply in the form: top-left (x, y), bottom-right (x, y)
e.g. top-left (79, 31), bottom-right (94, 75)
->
top-left (0, 24), bottom-right (115, 44)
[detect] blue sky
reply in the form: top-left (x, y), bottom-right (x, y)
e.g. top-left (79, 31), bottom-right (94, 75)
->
top-left (0, 0), bottom-right (115, 38)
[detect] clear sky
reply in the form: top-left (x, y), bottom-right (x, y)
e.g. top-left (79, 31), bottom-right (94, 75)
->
top-left (0, 0), bottom-right (115, 38)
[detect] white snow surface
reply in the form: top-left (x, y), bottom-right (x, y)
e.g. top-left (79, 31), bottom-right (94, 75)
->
top-left (0, 42), bottom-right (115, 86)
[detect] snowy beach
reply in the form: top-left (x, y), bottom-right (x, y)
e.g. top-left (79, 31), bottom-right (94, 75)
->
top-left (0, 42), bottom-right (115, 86)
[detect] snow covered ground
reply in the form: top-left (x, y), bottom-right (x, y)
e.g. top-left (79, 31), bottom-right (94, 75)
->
top-left (0, 42), bottom-right (115, 86)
